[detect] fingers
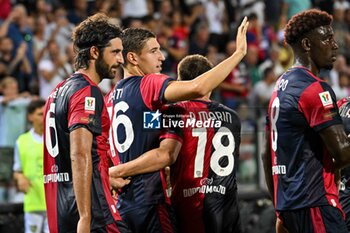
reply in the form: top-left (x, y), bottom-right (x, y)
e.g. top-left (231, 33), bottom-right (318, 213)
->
top-left (238, 16), bottom-right (249, 34)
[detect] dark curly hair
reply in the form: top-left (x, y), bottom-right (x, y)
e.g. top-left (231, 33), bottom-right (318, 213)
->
top-left (284, 9), bottom-right (332, 46)
top-left (72, 13), bottom-right (123, 70)
top-left (178, 54), bottom-right (213, 81)
top-left (122, 28), bottom-right (156, 64)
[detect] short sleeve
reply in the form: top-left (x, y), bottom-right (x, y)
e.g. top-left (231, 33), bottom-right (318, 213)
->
top-left (159, 104), bottom-right (184, 143)
top-left (140, 74), bottom-right (174, 110)
top-left (68, 85), bottom-right (104, 135)
top-left (299, 81), bottom-right (342, 132)
top-left (13, 141), bottom-right (22, 172)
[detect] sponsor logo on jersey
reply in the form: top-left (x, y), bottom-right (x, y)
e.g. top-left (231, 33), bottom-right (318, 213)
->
top-left (183, 184), bottom-right (226, 197)
top-left (44, 165), bottom-right (70, 183)
top-left (44, 172), bottom-right (70, 183)
top-left (143, 110), bottom-right (161, 129)
top-left (272, 165), bottom-right (286, 175)
top-left (84, 97), bottom-right (96, 114)
top-left (319, 91), bottom-right (333, 109)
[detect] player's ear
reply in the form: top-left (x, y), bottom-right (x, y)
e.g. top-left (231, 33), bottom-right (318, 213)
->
top-left (90, 46), bottom-right (99, 60)
top-left (301, 38), bottom-right (311, 52)
top-left (127, 52), bottom-right (138, 65)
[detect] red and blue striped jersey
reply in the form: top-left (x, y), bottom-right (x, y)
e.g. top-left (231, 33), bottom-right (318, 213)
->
top-left (161, 100), bottom-right (241, 233)
top-left (110, 74), bottom-right (173, 213)
top-left (43, 73), bottom-right (122, 233)
top-left (267, 67), bottom-right (342, 212)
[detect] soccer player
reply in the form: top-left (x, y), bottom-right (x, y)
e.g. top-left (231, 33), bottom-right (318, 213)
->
top-left (108, 18), bottom-right (249, 233)
top-left (262, 9), bottom-right (350, 233)
top-left (13, 99), bottom-right (48, 233)
top-left (110, 54), bottom-right (242, 233)
top-left (338, 96), bottom-right (350, 231)
top-left (43, 13), bottom-right (129, 233)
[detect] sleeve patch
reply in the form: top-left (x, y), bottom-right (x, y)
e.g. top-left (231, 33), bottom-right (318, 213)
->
top-left (319, 91), bottom-right (333, 109)
top-left (84, 97), bottom-right (96, 114)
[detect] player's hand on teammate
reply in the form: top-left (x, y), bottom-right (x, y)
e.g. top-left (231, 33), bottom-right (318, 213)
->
top-left (109, 177), bottom-right (131, 190)
top-left (235, 16), bottom-right (249, 57)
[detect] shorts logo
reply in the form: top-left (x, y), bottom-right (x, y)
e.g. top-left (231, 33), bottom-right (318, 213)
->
top-left (51, 165), bottom-right (58, 173)
top-left (85, 97), bottom-right (95, 114)
top-left (143, 110), bottom-right (161, 129)
top-left (319, 91), bottom-right (333, 109)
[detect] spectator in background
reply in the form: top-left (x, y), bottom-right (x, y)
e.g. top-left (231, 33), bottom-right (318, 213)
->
top-left (258, 44), bottom-right (285, 79)
top-left (0, 76), bottom-right (33, 148)
top-left (220, 40), bottom-right (251, 110)
top-left (244, 44), bottom-right (261, 86)
top-left (333, 71), bottom-right (350, 100)
top-left (37, 39), bottom-right (72, 99)
top-left (120, 0), bottom-right (152, 20)
top-left (0, 4), bottom-right (35, 90)
top-left (188, 21), bottom-right (211, 56)
top-left (183, 2), bottom-right (206, 38)
top-left (13, 99), bottom-right (48, 233)
top-left (45, 7), bottom-right (75, 55)
top-left (67, 0), bottom-right (88, 25)
top-left (205, 0), bottom-right (228, 52)
top-left (154, 0), bottom-right (172, 22)
top-left (0, 0), bottom-right (11, 20)
top-left (158, 19), bottom-right (188, 76)
top-left (332, 3), bottom-right (350, 63)
top-left (280, 0), bottom-right (311, 21)
top-left (0, 37), bottom-right (32, 92)
top-left (32, 15), bottom-right (48, 64)
top-left (330, 54), bottom-right (350, 87)
top-left (250, 66), bottom-right (276, 117)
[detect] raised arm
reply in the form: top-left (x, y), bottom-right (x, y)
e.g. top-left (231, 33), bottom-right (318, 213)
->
top-left (109, 138), bottom-right (182, 178)
top-left (319, 124), bottom-right (350, 170)
top-left (70, 128), bottom-right (92, 233)
top-left (163, 17), bottom-right (249, 102)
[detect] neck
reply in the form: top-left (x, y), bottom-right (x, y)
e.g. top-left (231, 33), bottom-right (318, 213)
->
top-left (123, 65), bottom-right (145, 78)
top-left (197, 94), bottom-right (211, 102)
top-left (294, 50), bottom-right (320, 76)
top-left (33, 127), bottom-right (43, 136)
top-left (76, 66), bottom-right (101, 85)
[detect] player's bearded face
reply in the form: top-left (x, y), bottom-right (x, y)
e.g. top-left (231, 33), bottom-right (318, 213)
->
top-left (95, 53), bottom-right (116, 80)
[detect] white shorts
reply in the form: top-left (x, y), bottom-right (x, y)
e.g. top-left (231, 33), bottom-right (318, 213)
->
top-left (24, 212), bottom-right (49, 233)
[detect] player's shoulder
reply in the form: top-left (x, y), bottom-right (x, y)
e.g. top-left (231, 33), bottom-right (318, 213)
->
top-left (142, 73), bottom-right (175, 84)
top-left (337, 96), bottom-right (350, 109)
top-left (283, 67), bottom-right (318, 83)
top-left (144, 73), bottom-right (170, 79)
top-left (64, 73), bottom-right (92, 90)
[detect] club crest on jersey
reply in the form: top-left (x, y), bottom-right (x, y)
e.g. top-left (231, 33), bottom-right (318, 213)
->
top-left (144, 110), bottom-right (161, 129)
top-left (319, 91), bottom-right (333, 109)
top-left (84, 97), bottom-right (95, 114)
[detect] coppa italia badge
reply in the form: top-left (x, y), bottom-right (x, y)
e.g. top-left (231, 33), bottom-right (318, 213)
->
top-left (319, 91), bottom-right (333, 109)
top-left (85, 97), bottom-right (96, 114)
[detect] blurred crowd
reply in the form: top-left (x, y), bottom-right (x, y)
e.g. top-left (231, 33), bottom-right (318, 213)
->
top-left (1, 0), bottom-right (350, 200)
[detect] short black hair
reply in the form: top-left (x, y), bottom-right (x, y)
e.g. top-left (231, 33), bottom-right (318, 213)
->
top-left (178, 54), bottom-right (213, 81)
top-left (284, 9), bottom-right (332, 46)
top-left (27, 99), bottom-right (46, 115)
top-left (122, 28), bottom-right (156, 64)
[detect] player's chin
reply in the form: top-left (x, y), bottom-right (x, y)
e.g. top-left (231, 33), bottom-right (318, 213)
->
top-left (155, 65), bottom-right (162, 73)
top-left (104, 72), bottom-right (115, 80)
top-left (324, 63), bottom-right (334, 70)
